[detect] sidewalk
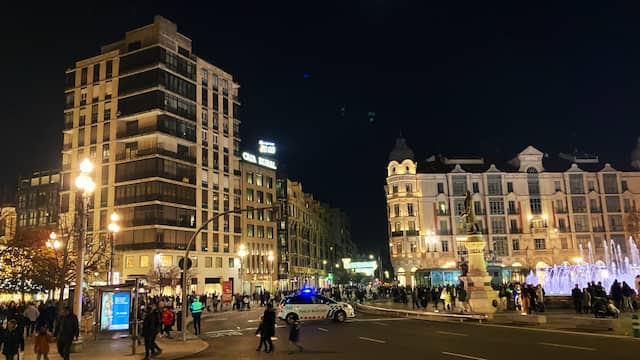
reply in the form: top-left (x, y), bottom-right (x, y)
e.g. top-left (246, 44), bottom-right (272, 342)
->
top-left (360, 300), bottom-right (638, 336)
top-left (20, 330), bottom-right (208, 360)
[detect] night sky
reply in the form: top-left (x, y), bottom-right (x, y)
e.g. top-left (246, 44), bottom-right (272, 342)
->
top-left (2, 2), bottom-right (640, 255)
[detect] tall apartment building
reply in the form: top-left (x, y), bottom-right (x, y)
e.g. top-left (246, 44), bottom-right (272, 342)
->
top-left (16, 170), bottom-right (61, 233)
top-left (385, 137), bottom-right (640, 287)
top-left (61, 16), bottom-right (243, 294)
top-left (240, 158), bottom-right (277, 294)
top-left (0, 207), bottom-right (16, 246)
top-left (275, 179), bottom-right (354, 289)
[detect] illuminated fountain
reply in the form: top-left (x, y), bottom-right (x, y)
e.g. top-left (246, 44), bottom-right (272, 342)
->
top-left (525, 237), bottom-right (640, 295)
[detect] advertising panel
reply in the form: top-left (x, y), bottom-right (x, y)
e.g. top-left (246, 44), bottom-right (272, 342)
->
top-left (100, 291), bottom-right (131, 331)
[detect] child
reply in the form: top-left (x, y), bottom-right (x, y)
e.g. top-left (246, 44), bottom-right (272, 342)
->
top-left (34, 325), bottom-right (53, 360)
top-left (288, 318), bottom-right (303, 354)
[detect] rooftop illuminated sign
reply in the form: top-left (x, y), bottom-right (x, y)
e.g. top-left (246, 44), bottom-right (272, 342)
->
top-left (242, 152), bottom-right (277, 170)
top-left (258, 140), bottom-right (276, 154)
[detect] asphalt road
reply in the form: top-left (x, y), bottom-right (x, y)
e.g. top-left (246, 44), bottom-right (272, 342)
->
top-left (186, 308), bottom-right (640, 360)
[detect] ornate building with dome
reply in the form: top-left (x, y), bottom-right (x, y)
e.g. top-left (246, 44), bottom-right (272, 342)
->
top-left (385, 137), bottom-right (640, 287)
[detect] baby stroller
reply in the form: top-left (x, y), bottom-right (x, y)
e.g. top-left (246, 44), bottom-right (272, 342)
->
top-left (592, 297), bottom-right (619, 318)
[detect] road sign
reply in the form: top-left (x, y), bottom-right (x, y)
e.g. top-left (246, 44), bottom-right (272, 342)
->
top-left (178, 257), bottom-right (193, 270)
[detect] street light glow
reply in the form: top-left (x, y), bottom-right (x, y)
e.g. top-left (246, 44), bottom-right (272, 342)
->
top-left (79, 158), bottom-right (94, 173)
top-left (369, 254), bottom-right (374, 259)
top-left (49, 232), bottom-right (57, 240)
top-left (110, 212), bottom-right (120, 222)
top-left (238, 244), bottom-right (247, 257)
top-left (267, 250), bottom-right (274, 262)
top-left (108, 223), bottom-right (120, 233)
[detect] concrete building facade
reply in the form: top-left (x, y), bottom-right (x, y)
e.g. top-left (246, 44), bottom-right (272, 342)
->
top-left (240, 159), bottom-right (277, 294)
top-left (385, 138), bottom-right (640, 287)
top-left (61, 16), bottom-right (243, 294)
top-left (16, 170), bottom-right (60, 233)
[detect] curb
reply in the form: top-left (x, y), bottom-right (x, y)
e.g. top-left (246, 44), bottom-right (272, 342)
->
top-left (166, 338), bottom-right (210, 360)
top-left (356, 303), bottom-right (487, 322)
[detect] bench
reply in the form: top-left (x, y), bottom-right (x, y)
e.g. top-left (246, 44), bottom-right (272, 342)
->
top-left (504, 313), bottom-right (547, 325)
top-left (574, 317), bottom-right (620, 331)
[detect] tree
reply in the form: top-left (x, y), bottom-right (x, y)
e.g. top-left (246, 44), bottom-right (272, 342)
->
top-left (148, 266), bottom-right (181, 296)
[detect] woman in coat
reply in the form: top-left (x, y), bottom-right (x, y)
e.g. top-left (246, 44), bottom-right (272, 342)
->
top-left (2, 319), bottom-right (25, 360)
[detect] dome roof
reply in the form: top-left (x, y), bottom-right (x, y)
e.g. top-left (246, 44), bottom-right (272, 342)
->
top-left (389, 137), bottom-right (414, 162)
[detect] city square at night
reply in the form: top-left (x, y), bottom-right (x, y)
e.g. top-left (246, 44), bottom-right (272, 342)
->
top-left (1, 1), bottom-right (640, 359)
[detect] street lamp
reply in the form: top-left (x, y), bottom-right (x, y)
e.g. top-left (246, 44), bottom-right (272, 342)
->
top-left (267, 250), bottom-right (274, 292)
top-left (46, 232), bottom-right (61, 250)
top-left (107, 212), bottom-right (120, 285)
top-left (369, 254), bottom-right (374, 260)
top-left (238, 244), bottom-right (247, 294)
top-left (74, 158), bottom-right (95, 330)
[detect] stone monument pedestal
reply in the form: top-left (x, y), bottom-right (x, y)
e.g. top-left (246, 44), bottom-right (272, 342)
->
top-left (460, 233), bottom-right (499, 317)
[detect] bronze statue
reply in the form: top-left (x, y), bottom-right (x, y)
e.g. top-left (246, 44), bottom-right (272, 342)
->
top-left (460, 190), bottom-right (480, 234)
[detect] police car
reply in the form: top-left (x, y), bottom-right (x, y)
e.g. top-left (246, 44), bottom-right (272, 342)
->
top-left (278, 290), bottom-right (355, 323)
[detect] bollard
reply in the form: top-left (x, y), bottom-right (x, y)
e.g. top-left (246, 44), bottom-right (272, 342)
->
top-left (633, 314), bottom-right (640, 338)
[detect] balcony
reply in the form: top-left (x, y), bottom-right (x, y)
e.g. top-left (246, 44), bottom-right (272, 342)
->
top-left (405, 230), bottom-right (420, 237)
top-left (590, 207), bottom-right (602, 213)
top-left (572, 208), bottom-right (587, 214)
top-left (592, 226), bottom-right (605, 232)
top-left (575, 227), bottom-right (590, 233)
top-left (508, 208), bottom-right (519, 215)
top-left (558, 227), bottom-right (570, 233)
top-left (437, 210), bottom-right (450, 216)
top-left (610, 225), bottom-right (625, 232)
top-left (117, 123), bottom-right (196, 143)
top-left (391, 231), bottom-right (404, 237)
top-left (555, 208), bottom-right (568, 214)
top-left (509, 228), bottom-right (523, 234)
top-left (116, 146), bottom-right (196, 164)
top-left (438, 229), bottom-right (452, 236)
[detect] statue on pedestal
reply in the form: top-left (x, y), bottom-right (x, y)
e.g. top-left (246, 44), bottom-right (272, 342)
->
top-left (459, 190), bottom-right (480, 235)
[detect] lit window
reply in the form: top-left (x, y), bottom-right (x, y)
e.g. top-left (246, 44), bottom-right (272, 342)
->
top-left (139, 255), bottom-right (149, 268)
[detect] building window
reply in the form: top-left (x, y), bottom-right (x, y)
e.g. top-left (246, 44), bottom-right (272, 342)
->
top-left (452, 176), bottom-right (467, 196)
top-left (487, 175), bottom-right (502, 195)
top-left (588, 180), bottom-right (596, 192)
top-left (410, 242), bottom-right (417, 253)
top-left (394, 222), bottom-right (401, 232)
top-left (160, 255), bottom-right (172, 267)
top-left (512, 238), bottom-right (520, 251)
top-left (491, 217), bottom-right (506, 234)
top-left (474, 201), bottom-right (482, 215)
top-left (560, 237), bottom-right (568, 249)
top-left (530, 198), bottom-right (542, 214)
top-left (603, 174), bottom-right (619, 194)
top-left (247, 189), bottom-right (253, 202)
top-left (205, 257), bottom-right (212, 268)
top-left (507, 182), bottom-right (514, 193)
top-left (621, 180), bottom-right (628, 192)
top-left (392, 185), bottom-right (398, 193)
top-left (437, 182), bottom-right (444, 194)
top-left (215, 256), bottom-right (222, 267)
top-left (554, 181), bottom-right (561, 192)
top-left (408, 221), bottom-right (415, 231)
top-left (246, 172), bottom-right (253, 184)
top-left (126, 256), bottom-right (135, 268)
top-left (606, 196), bottom-right (621, 212)
top-left (139, 255), bottom-right (149, 268)
top-left (489, 198), bottom-right (504, 215)
top-left (472, 182), bottom-right (480, 194)
top-left (571, 197), bottom-right (587, 213)
top-left (534, 238), bottom-right (546, 250)
top-left (441, 240), bottom-right (449, 252)
top-left (569, 174), bottom-right (584, 194)
top-left (493, 236), bottom-right (508, 256)
top-left (407, 203), bottom-right (414, 216)
top-left (81, 67), bottom-right (88, 85)
top-left (228, 258), bottom-right (235, 268)
top-left (247, 224), bottom-right (254, 237)
top-left (395, 242), bottom-right (403, 254)
top-left (405, 183), bottom-right (412, 193)
top-left (256, 174), bottom-right (263, 187)
top-left (393, 204), bottom-right (400, 217)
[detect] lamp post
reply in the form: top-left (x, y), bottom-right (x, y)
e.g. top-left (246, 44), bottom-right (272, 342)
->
top-left (238, 244), bottom-right (247, 295)
top-left (107, 212), bottom-right (120, 285)
top-left (74, 158), bottom-right (95, 332)
top-left (267, 250), bottom-right (274, 293)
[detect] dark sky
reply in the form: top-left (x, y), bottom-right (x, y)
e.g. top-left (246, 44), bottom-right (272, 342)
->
top-left (2, 1), bottom-right (640, 254)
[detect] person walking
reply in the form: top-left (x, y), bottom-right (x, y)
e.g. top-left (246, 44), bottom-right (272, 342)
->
top-left (262, 303), bottom-right (276, 353)
top-left (255, 317), bottom-right (267, 352)
top-left (33, 325), bottom-right (53, 360)
top-left (582, 287), bottom-right (592, 313)
top-left (1, 319), bottom-right (24, 360)
top-left (141, 308), bottom-right (158, 360)
top-left (23, 303), bottom-right (39, 337)
top-left (161, 306), bottom-right (174, 338)
top-left (190, 297), bottom-right (203, 335)
top-left (288, 317), bottom-right (303, 354)
top-left (53, 307), bottom-right (78, 360)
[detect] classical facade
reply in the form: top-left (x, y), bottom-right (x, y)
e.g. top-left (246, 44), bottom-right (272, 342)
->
top-left (240, 158), bottom-right (277, 294)
top-left (386, 137), bottom-right (640, 286)
top-left (61, 16), bottom-right (243, 294)
top-left (276, 179), bottom-right (353, 289)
